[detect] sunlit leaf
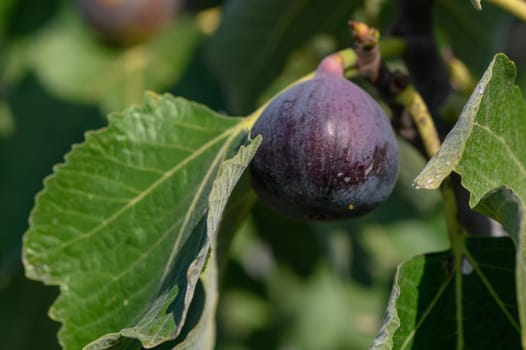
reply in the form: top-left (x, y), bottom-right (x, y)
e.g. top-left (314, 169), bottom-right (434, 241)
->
top-left (22, 93), bottom-right (251, 349)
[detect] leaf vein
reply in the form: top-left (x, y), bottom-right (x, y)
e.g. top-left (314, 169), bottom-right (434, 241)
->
top-left (41, 127), bottom-right (235, 259)
top-left (57, 169), bottom-right (143, 195)
top-left (473, 122), bottom-right (526, 178)
top-left (464, 249), bottom-right (520, 332)
top-left (50, 183), bottom-right (132, 203)
top-left (399, 273), bottom-right (454, 350)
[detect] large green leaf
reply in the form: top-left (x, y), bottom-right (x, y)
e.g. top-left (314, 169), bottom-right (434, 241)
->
top-left (414, 53), bottom-right (526, 345)
top-left (372, 237), bottom-right (520, 349)
top-left (30, 8), bottom-right (201, 112)
top-left (22, 93), bottom-right (253, 349)
top-left (204, 0), bottom-right (359, 114)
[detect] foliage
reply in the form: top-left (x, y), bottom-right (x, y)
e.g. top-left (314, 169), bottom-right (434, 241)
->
top-left (1, 0), bottom-right (526, 349)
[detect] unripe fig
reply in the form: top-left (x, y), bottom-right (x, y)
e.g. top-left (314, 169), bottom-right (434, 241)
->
top-left (75, 0), bottom-right (180, 45)
top-left (249, 56), bottom-right (399, 220)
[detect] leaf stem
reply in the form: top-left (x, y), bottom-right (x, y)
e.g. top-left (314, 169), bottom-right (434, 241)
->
top-left (395, 87), bottom-right (441, 158)
top-left (440, 178), bottom-right (465, 244)
top-left (441, 179), bottom-right (466, 350)
top-left (455, 250), bottom-right (465, 350)
top-left (487, 0), bottom-right (526, 22)
top-left (392, 54), bottom-right (467, 246)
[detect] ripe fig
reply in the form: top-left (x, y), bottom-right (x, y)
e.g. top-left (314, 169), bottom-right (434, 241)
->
top-left (249, 56), bottom-right (399, 220)
top-left (75, 0), bottom-right (180, 45)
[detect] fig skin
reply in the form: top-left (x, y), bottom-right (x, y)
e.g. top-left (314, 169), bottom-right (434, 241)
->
top-left (75, 0), bottom-right (180, 45)
top-left (249, 56), bottom-right (399, 220)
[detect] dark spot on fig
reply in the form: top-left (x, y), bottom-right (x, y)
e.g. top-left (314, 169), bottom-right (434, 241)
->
top-left (249, 57), bottom-right (399, 221)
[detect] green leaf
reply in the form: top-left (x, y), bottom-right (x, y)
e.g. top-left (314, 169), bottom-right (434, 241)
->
top-left (22, 93), bottom-right (252, 349)
top-left (31, 9), bottom-right (201, 112)
top-left (372, 237), bottom-right (520, 349)
top-left (414, 53), bottom-right (526, 345)
top-left (204, 0), bottom-right (359, 114)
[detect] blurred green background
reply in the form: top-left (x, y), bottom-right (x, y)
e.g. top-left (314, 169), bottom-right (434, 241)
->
top-left (0, 0), bottom-right (524, 349)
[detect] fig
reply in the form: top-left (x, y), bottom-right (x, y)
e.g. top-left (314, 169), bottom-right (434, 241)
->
top-left (249, 56), bottom-right (399, 220)
top-left (75, 0), bottom-right (180, 45)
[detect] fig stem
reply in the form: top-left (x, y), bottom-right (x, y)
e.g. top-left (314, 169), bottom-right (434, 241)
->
top-left (350, 21), bottom-right (442, 159)
top-left (244, 35), bottom-right (400, 131)
top-left (245, 48), bottom-right (358, 130)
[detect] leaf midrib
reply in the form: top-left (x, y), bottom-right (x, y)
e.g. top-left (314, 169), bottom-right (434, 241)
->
top-left (464, 247), bottom-right (521, 332)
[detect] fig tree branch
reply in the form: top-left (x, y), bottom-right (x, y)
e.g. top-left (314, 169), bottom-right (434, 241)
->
top-left (349, 24), bottom-right (469, 247)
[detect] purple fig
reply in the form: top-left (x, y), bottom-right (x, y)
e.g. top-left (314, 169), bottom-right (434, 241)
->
top-left (75, 0), bottom-right (180, 45)
top-left (249, 56), bottom-right (399, 220)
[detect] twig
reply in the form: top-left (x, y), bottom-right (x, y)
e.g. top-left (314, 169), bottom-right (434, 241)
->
top-left (349, 21), bottom-right (494, 244)
top-left (349, 20), bottom-right (440, 159)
